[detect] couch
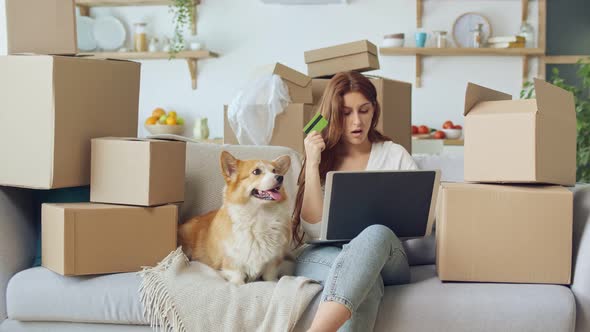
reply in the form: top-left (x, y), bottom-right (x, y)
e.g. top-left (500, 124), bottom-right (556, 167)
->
top-left (1, 142), bottom-right (589, 332)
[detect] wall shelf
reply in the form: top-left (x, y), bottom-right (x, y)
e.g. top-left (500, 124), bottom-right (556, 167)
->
top-left (543, 56), bottom-right (590, 64)
top-left (415, 0), bottom-right (533, 28)
top-left (408, 0), bottom-right (547, 87)
top-left (380, 47), bottom-right (544, 56)
top-left (380, 47), bottom-right (543, 87)
top-left (75, 0), bottom-right (199, 34)
top-left (80, 50), bottom-right (219, 89)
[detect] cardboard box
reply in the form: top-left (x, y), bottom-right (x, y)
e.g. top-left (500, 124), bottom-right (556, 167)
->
top-left (91, 138), bottom-right (186, 206)
top-left (42, 203), bottom-right (177, 276)
top-left (312, 76), bottom-right (412, 153)
top-left (0, 56), bottom-right (140, 189)
top-left (6, 0), bottom-right (78, 55)
top-left (273, 63), bottom-right (312, 104)
top-left (304, 40), bottom-right (380, 78)
top-left (464, 79), bottom-right (576, 186)
top-left (436, 182), bottom-right (572, 284)
top-left (224, 104), bottom-right (314, 155)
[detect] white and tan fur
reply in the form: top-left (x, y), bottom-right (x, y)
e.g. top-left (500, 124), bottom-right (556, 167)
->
top-left (178, 151), bottom-right (292, 285)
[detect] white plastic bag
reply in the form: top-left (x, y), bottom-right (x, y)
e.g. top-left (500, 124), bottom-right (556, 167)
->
top-left (228, 74), bottom-right (291, 145)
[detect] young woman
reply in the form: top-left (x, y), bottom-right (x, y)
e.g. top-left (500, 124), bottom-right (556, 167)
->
top-left (292, 71), bottom-right (418, 332)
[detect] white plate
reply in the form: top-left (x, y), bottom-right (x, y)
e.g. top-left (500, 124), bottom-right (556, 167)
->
top-left (452, 12), bottom-right (492, 48)
top-left (76, 16), bottom-right (96, 52)
top-left (93, 16), bottom-right (126, 51)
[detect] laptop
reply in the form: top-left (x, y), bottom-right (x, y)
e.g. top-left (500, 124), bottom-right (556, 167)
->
top-left (307, 170), bottom-right (441, 244)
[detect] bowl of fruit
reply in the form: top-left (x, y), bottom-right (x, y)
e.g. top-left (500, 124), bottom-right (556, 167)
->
top-left (144, 108), bottom-right (186, 136)
top-left (441, 120), bottom-right (462, 139)
top-left (411, 125), bottom-right (432, 138)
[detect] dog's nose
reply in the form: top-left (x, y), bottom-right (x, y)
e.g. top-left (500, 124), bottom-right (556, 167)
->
top-left (275, 175), bottom-right (283, 184)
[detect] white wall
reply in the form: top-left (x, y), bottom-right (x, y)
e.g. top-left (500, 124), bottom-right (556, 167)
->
top-left (0, 0), bottom-right (539, 139)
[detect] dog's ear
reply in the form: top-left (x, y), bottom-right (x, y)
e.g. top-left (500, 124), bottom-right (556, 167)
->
top-left (272, 155), bottom-right (291, 175)
top-left (220, 151), bottom-right (239, 181)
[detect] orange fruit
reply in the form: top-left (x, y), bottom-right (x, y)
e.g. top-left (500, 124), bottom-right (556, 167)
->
top-left (145, 116), bottom-right (158, 125)
top-left (152, 108), bottom-right (166, 118)
top-left (167, 111), bottom-right (177, 119)
top-left (166, 117), bottom-right (177, 125)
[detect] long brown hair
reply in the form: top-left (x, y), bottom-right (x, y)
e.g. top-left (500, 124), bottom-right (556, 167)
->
top-left (291, 71), bottom-right (392, 246)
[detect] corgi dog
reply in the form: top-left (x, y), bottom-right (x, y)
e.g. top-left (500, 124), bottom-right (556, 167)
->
top-left (178, 151), bottom-right (292, 285)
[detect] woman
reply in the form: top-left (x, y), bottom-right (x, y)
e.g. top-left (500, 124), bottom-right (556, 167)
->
top-left (292, 71), bottom-right (418, 332)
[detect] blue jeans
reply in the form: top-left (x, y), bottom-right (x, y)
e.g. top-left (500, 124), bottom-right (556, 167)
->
top-left (294, 224), bottom-right (410, 331)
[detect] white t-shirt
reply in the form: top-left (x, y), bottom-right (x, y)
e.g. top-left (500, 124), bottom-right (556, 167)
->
top-left (301, 141), bottom-right (418, 240)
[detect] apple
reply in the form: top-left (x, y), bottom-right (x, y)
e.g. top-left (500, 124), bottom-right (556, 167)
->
top-left (442, 120), bottom-right (454, 129)
top-left (433, 130), bottom-right (446, 139)
top-left (418, 125), bottom-right (429, 134)
top-left (412, 125), bottom-right (418, 134)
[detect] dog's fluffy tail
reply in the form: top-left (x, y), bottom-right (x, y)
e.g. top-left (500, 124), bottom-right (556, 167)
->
top-left (177, 221), bottom-right (196, 259)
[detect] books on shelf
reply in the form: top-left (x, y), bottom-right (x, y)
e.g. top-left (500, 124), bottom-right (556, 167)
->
top-left (487, 36), bottom-right (525, 44)
top-left (488, 41), bottom-right (525, 48)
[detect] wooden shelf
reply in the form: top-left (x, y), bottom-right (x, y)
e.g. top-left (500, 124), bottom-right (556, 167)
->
top-left (81, 50), bottom-right (218, 89)
top-left (381, 47), bottom-right (544, 88)
top-left (543, 56), bottom-right (590, 64)
top-left (411, 0), bottom-right (547, 84)
top-left (79, 50), bottom-right (217, 60)
top-left (443, 139), bottom-right (464, 146)
top-left (414, 138), bottom-right (464, 146)
top-left (380, 47), bottom-right (544, 56)
top-left (76, 0), bottom-right (211, 90)
top-left (76, 0), bottom-right (199, 7)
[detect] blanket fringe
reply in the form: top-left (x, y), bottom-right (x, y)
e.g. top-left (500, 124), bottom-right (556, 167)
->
top-left (138, 247), bottom-right (189, 332)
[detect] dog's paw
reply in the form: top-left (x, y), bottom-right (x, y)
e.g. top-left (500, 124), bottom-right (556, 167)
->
top-left (220, 269), bottom-right (246, 285)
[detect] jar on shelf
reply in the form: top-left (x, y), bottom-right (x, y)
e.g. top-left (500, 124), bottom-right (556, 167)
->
top-left (161, 37), bottom-right (171, 52)
top-left (433, 31), bottom-right (448, 48)
top-left (133, 23), bottom-right (148, 52)
top-left (148, 37), bottom-right (159, 52)
top-left (471, 23), bottom-right (484, 48)
top-left (518, 21), bottom-right (535, 48)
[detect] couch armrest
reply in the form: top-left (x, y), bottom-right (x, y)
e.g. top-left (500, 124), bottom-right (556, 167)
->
top-left (0, 187), bottom-right (36, 322)
top-left (572, 184), bottom-right (590, 332)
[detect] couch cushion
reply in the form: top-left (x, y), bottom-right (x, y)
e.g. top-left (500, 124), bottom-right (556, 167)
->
top-left (413, 152), bottom-right (464, 183)
top-left (376, 265), bottom-right (576, 332)
top-left (7, 267), bottom-right (146, 324)
top-left (8, 265), bottom-right (575, 332)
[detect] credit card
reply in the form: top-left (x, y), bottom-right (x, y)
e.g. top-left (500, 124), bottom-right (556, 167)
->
top-left (303, 112), bottom-right (328, 135)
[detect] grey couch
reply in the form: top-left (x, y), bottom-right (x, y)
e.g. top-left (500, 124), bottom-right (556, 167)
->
top-left (1, 142), bottom-right (589, 332)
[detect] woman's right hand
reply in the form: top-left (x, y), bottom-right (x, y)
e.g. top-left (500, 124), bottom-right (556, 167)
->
top-left (304, 131), bottom-right (326, 168)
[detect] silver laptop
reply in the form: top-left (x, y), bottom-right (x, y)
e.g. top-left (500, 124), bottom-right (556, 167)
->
top-left (307, 170), bottom-right (441, 244)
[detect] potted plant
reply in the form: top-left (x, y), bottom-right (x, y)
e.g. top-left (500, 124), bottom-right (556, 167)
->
top-left (521, 59), bottom-right (590, 182)
top-left (169, 0), bottom-right (196, 58)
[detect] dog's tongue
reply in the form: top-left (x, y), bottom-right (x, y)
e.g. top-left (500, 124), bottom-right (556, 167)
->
top-left (265, 190), bottom-right (282, 201)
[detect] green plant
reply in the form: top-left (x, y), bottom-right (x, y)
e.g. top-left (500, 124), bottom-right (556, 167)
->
top-left (169, 0), bottom-right (195, 58)
top-left (521, 59), bottom-right (590, 182)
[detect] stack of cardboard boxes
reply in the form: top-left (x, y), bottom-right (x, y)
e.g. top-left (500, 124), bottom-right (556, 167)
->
top-left (1, 0), bottom-right (183, 276)
top-left (224, 40), bottom-right (412, 155)
top-left (436, 79), bottom-right (576, 285)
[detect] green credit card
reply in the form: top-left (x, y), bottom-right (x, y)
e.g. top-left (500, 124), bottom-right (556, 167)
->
top-left (303, 112), bottom-right (328, 134)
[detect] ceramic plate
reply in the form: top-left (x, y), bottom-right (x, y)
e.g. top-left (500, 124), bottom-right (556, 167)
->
top-left (76, 16), bottom-right (96, 52)
top-left (93, 16), bottom-right (126, 51)
top-left (452, 12), bottom-right (492, 48)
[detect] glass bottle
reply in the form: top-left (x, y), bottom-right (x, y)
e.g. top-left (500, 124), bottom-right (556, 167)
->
top-left (133, 23), bottom-right (148, 52)
top-left (518, 21), bottom-right (535, 48)
top-left (148, 37), bottom-right (159, 52)
top-left (471, 23), bottom-right (484, 48)
top-left (433, 31), bottom-right (448, 48)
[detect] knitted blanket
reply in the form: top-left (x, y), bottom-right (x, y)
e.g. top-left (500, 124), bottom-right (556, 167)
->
top-left (138, 248), bottom-right (321, 332)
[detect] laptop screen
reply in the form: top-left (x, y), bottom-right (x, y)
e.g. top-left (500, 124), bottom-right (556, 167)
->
top-left (324, 171), bottom-right (437, 240)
